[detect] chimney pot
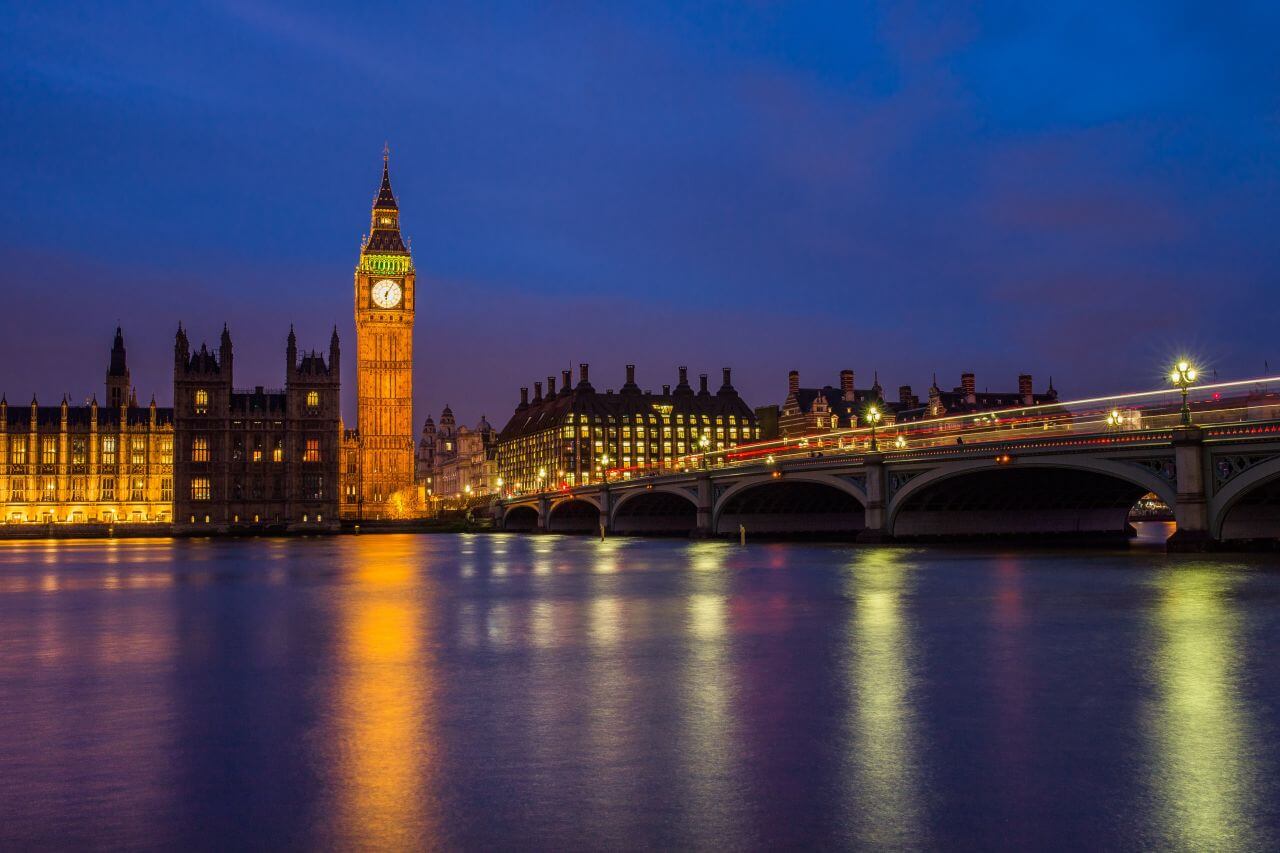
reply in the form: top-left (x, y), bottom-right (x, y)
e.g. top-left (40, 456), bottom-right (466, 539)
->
top-left (533, 381), bottom-right (543, 402)
top-left (663, 384), bottom-right (671, 395)
top-left (580, 363), bottom-right (590, 385)
top-left (722, 367), bottom-right (732, 387)
top-left (678, 366), bottom-right (688, 385)
top-left (547, 375), bottom-right (556, 395)
top-left (626, 364), bottom-right (636, 385)
top-left (699, 374), bottom-right (709, 394)
top-left (519, 387), bottom-right (529, 407)
top-left (840, 369), bottom-right (854, 402)
top-left (561, 369), bottom-right (571, 392)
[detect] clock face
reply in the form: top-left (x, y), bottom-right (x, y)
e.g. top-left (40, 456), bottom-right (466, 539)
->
top-left (371, 279), bottom-right (402, 309)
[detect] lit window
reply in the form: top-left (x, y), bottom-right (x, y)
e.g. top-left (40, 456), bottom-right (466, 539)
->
top-left (101, 437), bottom-right (117, 465)
top-left (131, 478), bottom-right (145, 502)
top-left (71, 438), bottom-right (87, 465)
top-left (160, 438), bottom-right (173, 465)
top-left (191, 477), bottom-right (211, 501)
top-left (306, 390), bottom-right (319, 409)
top-left (195, 389), bottom-right (209, 414)
top-left (71, 478), bottom-right (86, 501)
top-left (41, 478), bottom-right (56, 501)
top-left (161, 478), bottom-right (173, 502)
top-left (41, 437), bottom-right (56, 465)
top-left (101, 477), bottom-right (116, 500)
top-left (304, 438), bottom-right (321, 463)
top-left (192, 437), bottom-right (209, 463)
top-left (272, 440), bottom-right (283, 463)
top-left (131, 437), bottom-right (146, 465)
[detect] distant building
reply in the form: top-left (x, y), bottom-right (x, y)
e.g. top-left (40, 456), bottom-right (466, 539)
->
top-left (172, 324), bottom-right (341, 533)
top-left (776, 369), bottom-right (1057, 437)
top-left (0, 328), bottom-right (174, 525)
top-left (496, 364), bottom-right (758, 494)
top-left (417, 406), bottom-right (498, 499)
top-left (897, 372), bottom-right (1058, 422)
top-left (779, 370), bottom-right (901, 438)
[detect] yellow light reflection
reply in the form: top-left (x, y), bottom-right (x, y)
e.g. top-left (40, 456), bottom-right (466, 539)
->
top-left (1147, 567), bottom-right (1261, 850)
top-left (330, 542), bottom-right (436, 848)
top-left (843, 549), bottom-right (927, 848)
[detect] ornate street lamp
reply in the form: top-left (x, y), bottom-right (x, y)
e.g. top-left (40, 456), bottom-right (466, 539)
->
top-left (537, 467), bottom-right (547, 491)
top-left (1105, 409), bottom-right (1124, 430)
top-left (599, 454), bottom-right (611, 484)
top-left (1169, 361), bottom-right (1198, 426)
top-left (864, 405), bottom-right (883, 452)
top-left (697, 431), bottom-right (711, 469)
top-left (894, 433), bottom-right (907, 450)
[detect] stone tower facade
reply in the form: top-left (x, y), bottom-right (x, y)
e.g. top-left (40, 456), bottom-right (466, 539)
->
top-left (352, 148), bottom-right (416, 517)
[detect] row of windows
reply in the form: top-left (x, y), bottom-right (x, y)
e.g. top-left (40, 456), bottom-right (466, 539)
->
top-left (190, 475), bottom-right (325, 501)
top-left (4, 477), bottom-right (171, 503)
top-left (192, 389), bottom-right (323, 414)
top-left (189, 437), bottom-right (321, 463)
top-left (6, 436), bottom-right (173, 465)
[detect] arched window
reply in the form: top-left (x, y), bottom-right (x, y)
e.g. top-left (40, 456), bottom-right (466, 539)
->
top-left (194, 389), bottom-right (209, 414)
top-left (306, 390), bottom-right (319, 410)
top-left (192, 436), bottom-right (209, 463)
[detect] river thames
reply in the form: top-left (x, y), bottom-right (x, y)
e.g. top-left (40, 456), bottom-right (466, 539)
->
top-left (1, 528), bottom-right (1278, 850)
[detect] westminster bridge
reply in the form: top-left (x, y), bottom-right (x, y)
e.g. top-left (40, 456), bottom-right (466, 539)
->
top-left (494, 376), bottom-right (1280, 550)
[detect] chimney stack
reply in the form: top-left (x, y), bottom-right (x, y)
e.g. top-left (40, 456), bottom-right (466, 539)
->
top-left (533, 381), bottom-right (543, 403)
top-left (547, 375), bottom-right (556, 396)
top-left (663, 384), bottom-right (671, 396)
top-left (698, 373), bottom-right (709, 394)
top-left (899, 385), bottom-right (913, 405)
top-left (788, 370), bottom-right (800, 395)
top-left (561, 370), bottom-right (571, 393)
top-left (961, 372), bottom-right (976, 402)
top-left (626, 364), bottom-right (636, 385)
top-left (1018, 373), bottom-right (1034, 404)
top-left (840, 369), bottom-right (854, 402)
top-left (519, 387), bottom-right (529, 408)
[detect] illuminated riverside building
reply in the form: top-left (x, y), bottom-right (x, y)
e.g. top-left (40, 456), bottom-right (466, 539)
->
top-left (172, 324), bottom-right (341, 533)
top-left (0, 328), bottom-right (174, 525)
top-left (496, 364), bottom-right (758, 494)
top-left (416, 407), bottom-right (498, 500)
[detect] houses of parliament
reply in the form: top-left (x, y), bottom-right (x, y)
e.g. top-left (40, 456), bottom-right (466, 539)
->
top-left (0, 151), bottom-right (419, 531)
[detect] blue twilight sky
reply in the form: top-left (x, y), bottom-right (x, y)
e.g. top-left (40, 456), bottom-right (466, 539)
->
top-left (2, 1), bottom-right (1278, 426)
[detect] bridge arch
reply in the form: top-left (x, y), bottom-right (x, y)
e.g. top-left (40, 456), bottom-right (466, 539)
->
top-left (611, 487), bottom-right (699, 535)
top-left (502, 504), bottom-right (541, 532)
top-left (1210, 456), bottom-right (1280, 542)
top-left (546, 497), bottom-right (602, 534)
top-left (713, 473), bottom-right (867, 537)
top-left (887, 457), bottom-right (1175, 541)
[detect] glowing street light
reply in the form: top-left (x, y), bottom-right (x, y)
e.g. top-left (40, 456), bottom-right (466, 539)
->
top-left (864, 405), bottom-right (883, 452)
top-left (496, 477), bottom-right (504, 495)
top-left (537, 467), bottom-right (547, 491)
top-left (1105, 409), bottom-right (1124, 430)
top-left (697, 431), bottom-right (711, 468)
top-left (599, 454), bottom-right (611, 483)
top-left (894, 434), bottom-right (907, 450)
top-left (1169, 360), bottom-right (1198, 425)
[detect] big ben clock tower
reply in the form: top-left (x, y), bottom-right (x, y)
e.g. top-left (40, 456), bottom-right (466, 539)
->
top-left (354, 146), bottom-right (416, 516)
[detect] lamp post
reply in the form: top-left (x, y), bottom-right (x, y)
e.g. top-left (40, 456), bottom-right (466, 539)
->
top-left (537, 467), bottom-right (547, 492)
top-left (697, 431), bottom-right (711, 469)
top-left (599, 454), bottom-right (611, 484)
top-left (496, 477), bottom-right (504, 497)
top-left (1169, 361), bottom-right (1198, 426)
top-left (1105, 409), bottom-right (1124, 430)
top-left (894, 434), bottom-right (907, 450)
top-left (864, 405), bottom-right (883, 452)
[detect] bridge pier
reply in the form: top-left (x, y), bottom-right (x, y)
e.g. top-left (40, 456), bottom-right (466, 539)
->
top-left (537, 495), bottom-right (550, 533)
top-left (694, 474), bottom-right (713, 538)
top-left (856, 452), bottom-right (891, 543)
top-left (1167, 426), bottom-right (1216, 552)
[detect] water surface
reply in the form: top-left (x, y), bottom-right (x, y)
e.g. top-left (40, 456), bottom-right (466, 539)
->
top-left (1, 528), bottom-right (1278, 850)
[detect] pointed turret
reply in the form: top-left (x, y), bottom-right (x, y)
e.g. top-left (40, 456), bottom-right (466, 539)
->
top-left (363, 146), bottom-right (408, 254)
top-left (219, 324), bottom-right (234, 384)
top-left (329, 325), bottom-right (341, 377)
top-left (106, 326), bottom-right (131, 408)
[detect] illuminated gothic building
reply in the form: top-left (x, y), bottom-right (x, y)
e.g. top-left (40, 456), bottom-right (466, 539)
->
top-left (0, 328), bottom-right (174, 525)
top-left (417, 407), bottom-right (498, 499)
top-left (342, 148), bottom-right (417, 519)
top-left (172, 324), bottom-right (341, 533)
top-left (496, 364), bottom-right (758, 494)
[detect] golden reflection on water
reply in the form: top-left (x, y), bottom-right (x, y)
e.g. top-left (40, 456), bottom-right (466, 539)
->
top-left (329, 540), bottom-right (437, 849)
top-left (1148, 567), bottom-right (1260, 851)
top-left (844, 548), bottom-right (927, 849)
top-left (681, 541), bottom-right (738, 843)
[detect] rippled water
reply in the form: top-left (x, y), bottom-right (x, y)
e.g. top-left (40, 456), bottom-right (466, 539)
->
top-left (1, 527), bottom-right (1279, 850)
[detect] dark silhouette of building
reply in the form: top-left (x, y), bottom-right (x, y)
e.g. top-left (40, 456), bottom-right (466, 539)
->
top-left (173, 324), bottom-right (341, 533)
